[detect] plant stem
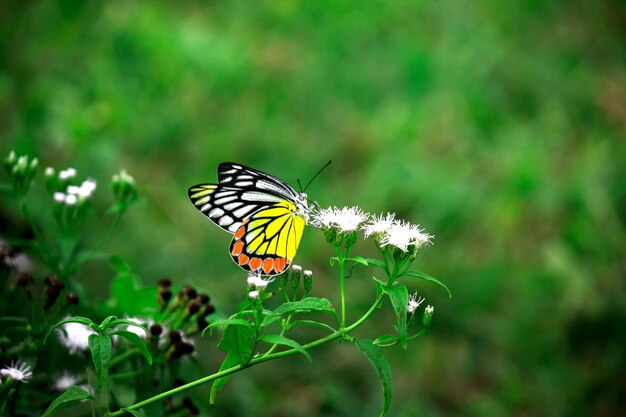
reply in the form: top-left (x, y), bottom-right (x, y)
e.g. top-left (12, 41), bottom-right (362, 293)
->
top-left (107, 293), bottom-right (385, 417)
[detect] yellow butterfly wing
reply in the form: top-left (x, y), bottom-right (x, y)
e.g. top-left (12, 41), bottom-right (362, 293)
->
top-left (230, 200), bottom-right (305, 275)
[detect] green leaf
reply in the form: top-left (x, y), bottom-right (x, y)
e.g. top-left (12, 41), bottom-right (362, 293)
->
top-left (261, 312), bottom-right (282, 328)
top-left (382, 284), bottom-right (408, 346)
top-left (111, 330), bottom-right (152, 365)
top-left (402, 270), bottom-right (452, 298)
top-left (373, 334), bottom-right (399, 347)
top-left (41, 386), bottom-right (94, 417)
top-left (289, 320), bottom-right (336, 333)
top-left (108, 319), bottom-right (149, 336)
top-left (210, 324), bottom-right (254, 405)
top-left (104, 271), bottom-right (158, 316)
top-left (44, 316), bottom-right (96, 346)
top-left (89, 334), bottom-right (112, 390)
top-left (100, 315), bottom-right (117, 329)
top-left (345, 256), bottom-right (369, 265)
top-left (365, 258), bottom-right (387, 269)
top-left (259, 334), bottom-right (312, 363)
top-left (273, 297), bottom-right (337, 322)
top-left (121, 408), bottom-right (147, 417)
top-left (204, 318), bottom-right (254, 336)
top-left (354, 340), bottom-right (393, 417)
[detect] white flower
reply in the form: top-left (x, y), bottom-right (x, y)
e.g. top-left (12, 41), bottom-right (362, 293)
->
top-left (1, 361), bottom-right (33, 383)
top-left (78, 179), bottom-right (97, 197)
top-left (67, 185), bottom-right (81, 195)
top-left (53, 371), bottom-right (79, 391)
top-left (425, 305), bottom-right (434, 315)
top-left (248, 290), bottom-right (260, 299)
top-left (363, 212), bottom-right (396, 238)
top-left (312, 206), bottom-right (369, 232)
top-left (57, 321), bottom-right (97, 354)
top-left (380, 220), bottom-right (432, 252)
top-left (291, 264), bottom-right (302, 272)
top-left (64, 194), bottom-right (78, 206)
top-left (45, 167), bottom-right (55, 177)
top-left (407, 292), bottom-right (425, 314)
top-left (303, 269), bottom-right (313, 277)
top-left (246, 272), bottom-right (274, 289)
top-left (53, 192), bottom-right (66, 203)
top-left (59, 168), bottom-right (77, 180)
top-left (66, 179), bottom-right (97, 199)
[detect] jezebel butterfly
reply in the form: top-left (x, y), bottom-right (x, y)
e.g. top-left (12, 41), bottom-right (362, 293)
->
top-left (188, 163), bottom-right (310, 276)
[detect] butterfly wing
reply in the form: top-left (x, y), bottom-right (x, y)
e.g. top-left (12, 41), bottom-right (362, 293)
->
top-left (188, 184), bottom-right (283, 233)
top-left (218, 162), bottom-right (300, 201)
top-left (230, 200), bottom-right (305, 275)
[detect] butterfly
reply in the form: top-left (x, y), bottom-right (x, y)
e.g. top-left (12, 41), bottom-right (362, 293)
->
top-left (188, 162), bottom-right (311, 276)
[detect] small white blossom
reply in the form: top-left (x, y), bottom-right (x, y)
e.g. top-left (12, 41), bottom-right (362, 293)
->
top-left (246, 272), bottom-right (274, 289)
top-left (407, 292), bottom-right (425, 314)
top-left (363, 212), bottom-right (396, 238)
top-left (303, 269), bottom-right (313, 277)
top-left (248, 290), bottom-right (260, 299)
top-left (291, 264), bottom-right (302, 272)
top-left (78, 179), bottom-right (97, 197)
top-left (53, 372), bottom-right (79, 391)
top-left (45, 167), bottom-right (55, 177)
top-left (425, 305), bottom-right (434, 315)
top-left (64, 194), bottom-right (78, 205)
top-left (1, 361), bottom-right (33, 383)
top-left (312, 206), bottom-right (369, 232)
top-left (59, 168), bottom-right (77, 180)
top-left (53, 192), bottom-right (65, 203)
top-left (67, 185), bottom-right (81, 195)
top-left (57, 321), bottom-right (97, 354)
top-left (380, 220), bottom-right (432, 252)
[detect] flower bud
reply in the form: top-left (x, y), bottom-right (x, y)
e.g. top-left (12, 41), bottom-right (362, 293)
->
top-left (3, 150), bottom-right (16, 172)
top-left (150, 323), bottom-right (163, 337)
top-left (303, 269), bottom-right (313, 292)
top-left (197, 293), bottom-right (210, 304)
top-left (203, 304), bottom-right (216, 316)
top-left (290, 265), bottom-right (302, 290)
top-left (423, 305), bottom-right (434, 327)
top-left (158, 278), bottom-right (172, 288)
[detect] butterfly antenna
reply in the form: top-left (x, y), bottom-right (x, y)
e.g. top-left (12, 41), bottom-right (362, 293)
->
top-left (303, 160), bottom-right (332, 193)
top-left (297, 179), bottom-right (304, 193)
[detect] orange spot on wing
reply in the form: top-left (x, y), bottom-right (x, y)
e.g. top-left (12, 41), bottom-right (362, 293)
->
top-left (234, 226), bottom-right (246, 239)
top-left (238, 254), bottom-right (249, 266)
top-left (262, 258), bottom-right (275, 275)
top-left (249, 257), bottom-right (262, 271)
top-left (275, 257), bottom-right (286, 273)
top-left (232, 240), bottom-right (244, 256)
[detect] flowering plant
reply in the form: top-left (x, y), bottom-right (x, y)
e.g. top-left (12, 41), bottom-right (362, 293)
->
top-left (0, 151), bottom-right (448, 417)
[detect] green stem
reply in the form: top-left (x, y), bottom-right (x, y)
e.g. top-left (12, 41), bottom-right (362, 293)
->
top-left (107, 293), bottom-right (385, 417)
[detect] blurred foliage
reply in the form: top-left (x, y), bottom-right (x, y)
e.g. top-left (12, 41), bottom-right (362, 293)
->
top-left (1, 0), bottom-right (625, 416)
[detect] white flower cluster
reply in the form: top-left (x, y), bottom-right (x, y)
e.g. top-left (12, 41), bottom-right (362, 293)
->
top-left (312, 206), bottom-right (433, 252)
top-left (56, 321), bottom-right (97, 354)
top-left (247, 272), bottom-right (275, 299)
top-left (52, 168), bottom-right (97, 206)
top-left (312, 206), bottom-right (369, 232)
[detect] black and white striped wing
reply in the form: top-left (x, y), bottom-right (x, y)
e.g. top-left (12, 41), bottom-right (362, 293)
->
top-left (187, 184), bottom-right (284, 233)
top-left (218, 162), bottom-right (299, 202)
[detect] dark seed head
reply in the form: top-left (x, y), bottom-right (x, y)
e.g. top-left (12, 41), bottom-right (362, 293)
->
top-left (160, 289), bottom-right (172, 303)
top-left (203, 304), bottom-right (216, 316)
top-left (187, 301), bottom-right (200, 315)
top-left (198, 293), bottom-right (210, 304)
top-left (168, 330), bottom-right (181, 344)
top-left (150, 324), bottom-right (163, 337)
top-left (66, 292), bottom-right (79, 305)
top-left (157, 278), bottom-right (172, 288)
top-left (17, 273), bottom-right (33, 287)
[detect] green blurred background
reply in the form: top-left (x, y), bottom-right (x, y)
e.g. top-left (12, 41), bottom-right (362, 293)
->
top-left (2, 1), bottom-right (626, 416)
